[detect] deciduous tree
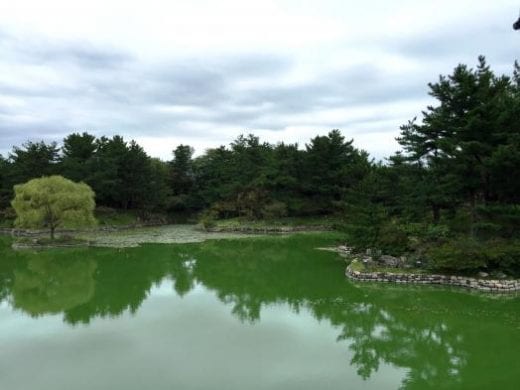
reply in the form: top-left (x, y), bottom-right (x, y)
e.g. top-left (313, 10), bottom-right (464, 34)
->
top-left (11, 175), bottom-right (96, 239)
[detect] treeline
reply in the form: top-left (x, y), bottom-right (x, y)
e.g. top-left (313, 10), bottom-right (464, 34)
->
top-left (342, 56), bottom-right (520, 274)
top-left (1, 56), bottom-right (520, 273)
top-left (0, 130), bottom-right (371, 219)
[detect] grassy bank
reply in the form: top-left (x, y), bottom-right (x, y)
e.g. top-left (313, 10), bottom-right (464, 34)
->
top-left (0, 208), bottom-right (172, 232)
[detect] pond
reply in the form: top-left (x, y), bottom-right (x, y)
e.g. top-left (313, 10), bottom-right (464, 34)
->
top-left (0, 232), bottom-right (519, 389)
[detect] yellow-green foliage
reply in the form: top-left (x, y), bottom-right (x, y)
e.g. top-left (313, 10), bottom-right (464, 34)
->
top-left (11, 176), bottom-right (96, 237)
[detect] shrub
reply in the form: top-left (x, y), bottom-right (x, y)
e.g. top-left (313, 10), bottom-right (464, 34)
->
top-left (95, 206), bottom-right (117, 216)
top-left (480, 240), bottom-right (520, 276)
top-left (425, 238), bottom-right (520, 276)
top-left (0, 208), bottom-right (15, 228)
top-left (261, 201), bottom-right (288, 219)
top-left (342, 219), bottom-right (410, 257)
top-left (211, 200), bottom-right (238, 219)
top-left (377, 223), bottom-right (410, 256)
top-left (426, 238), bottom-right (488, 273)
top-left (199, 210), bottom-right (218, 230)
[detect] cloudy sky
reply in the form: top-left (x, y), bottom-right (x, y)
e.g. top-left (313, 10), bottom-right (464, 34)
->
top-left (0, 0), bottom-right (518, 160)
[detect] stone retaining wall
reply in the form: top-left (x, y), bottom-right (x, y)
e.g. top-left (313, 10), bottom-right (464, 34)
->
top-left (346, 263), bottom-right (520, 293)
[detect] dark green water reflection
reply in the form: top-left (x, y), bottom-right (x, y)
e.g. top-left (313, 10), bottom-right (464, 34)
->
top-left (0, 234), bottom-right (519, 389)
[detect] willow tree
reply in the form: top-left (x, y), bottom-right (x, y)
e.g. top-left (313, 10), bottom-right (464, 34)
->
top-left (11, 175), bottom-right (96, 239)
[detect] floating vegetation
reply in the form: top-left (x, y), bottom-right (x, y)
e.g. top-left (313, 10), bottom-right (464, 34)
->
top-left (79, 224), bottom-right (267, 248)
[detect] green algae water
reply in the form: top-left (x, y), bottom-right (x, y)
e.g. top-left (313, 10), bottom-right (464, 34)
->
top-left (0, 232), bottom-right (519, 389)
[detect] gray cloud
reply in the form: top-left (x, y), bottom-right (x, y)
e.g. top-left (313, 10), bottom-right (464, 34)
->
top-left (391, 8), bottom-right (519, 70)
top-left (397, 27), bottom-right (517, 67)
top-left (0, 6), bottom-right (518, 160)
top-left (0, 28), bottom-right (132, 68)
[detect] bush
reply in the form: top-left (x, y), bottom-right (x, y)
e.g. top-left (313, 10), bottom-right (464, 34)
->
top-left (287, 197), bottom-right (328, 216)
top-left (261, 201), bottom-right (288, 219)
top-left (0, 207), bottom-right (16, 219)
top-left (199, 210), bottom-right (218, 230)
top-left (236, 189), bottom-right (268, 219)
top-left (341, 223), bottom-right (378, 251)
top-left (168, 194), bottom-right (190, 211)
top-left (210, 200), bottom-right (238, 219)
top-left (480, 240), bottom-right (520, 276)
top-left (426, 238), bottom-right (487, 273)
top-left (342, 218), bottom-right (410, 257)
top-left (426, 238), bottom-right (520, 276)
top-left (95, 206), bottom-right (117, 216)
top-left (377, 223), bottom-right (410, 256)
top-left (0, 208), bottom-right (15, 228)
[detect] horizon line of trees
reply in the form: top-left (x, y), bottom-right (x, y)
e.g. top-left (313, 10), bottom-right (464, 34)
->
top-left (0, 129), bottom-right (372, 218)
top-left (1, 56), bottom-right (520, 273)
top-left (0, 56), bottom-right (518, 229)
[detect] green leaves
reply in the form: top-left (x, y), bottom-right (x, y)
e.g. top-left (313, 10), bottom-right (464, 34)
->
top-left (11, 175), bottom-right (96, 238)
top-left (397, 57), bottom-right (520, 223)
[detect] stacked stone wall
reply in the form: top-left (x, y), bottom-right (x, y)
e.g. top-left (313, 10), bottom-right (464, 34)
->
top-left (346, 264), bottom-right (520, 292)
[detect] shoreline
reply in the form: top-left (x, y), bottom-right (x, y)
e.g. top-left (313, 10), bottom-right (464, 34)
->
top-left (205, 224), bottom-right (334, 233)
top-left (0, 222), bottom-right (169, 237)
top-left (346, 260), bottom-right (520, 293)
top-left (0, 222), bottom-right (334, 238)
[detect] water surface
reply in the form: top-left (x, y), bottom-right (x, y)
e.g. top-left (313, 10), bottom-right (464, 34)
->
top-left (0, 233), bottom-right (519, 389)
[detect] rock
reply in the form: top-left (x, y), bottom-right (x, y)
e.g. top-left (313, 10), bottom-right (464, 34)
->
top-left (337, 245), bottom-right (353, 255)
top-left (379, 255), bottom-right (400, 267)
top-left (361, 256), bottom-right (374, 266)
top-left (478, 272), bottom-right (489, 278)
top-left (494, 271), bottom-right (507, 280)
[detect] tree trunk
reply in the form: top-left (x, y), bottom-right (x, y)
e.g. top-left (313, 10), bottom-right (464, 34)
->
top-left (50, 226), bottom-right (55, 240)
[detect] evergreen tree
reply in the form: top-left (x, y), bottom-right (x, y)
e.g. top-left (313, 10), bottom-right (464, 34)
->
top-left (8, 141), bottom-right (60, 184)
top-left (0, 155), bottom-right (11, 208)
top-left (60, 132), bottom-right (97, 182)
top-left (169, 145), bottom-right (195, 211)
top-left (397, 56), bottom-right (520, 226)
top-left (303, 129), bottom-right (370, 214)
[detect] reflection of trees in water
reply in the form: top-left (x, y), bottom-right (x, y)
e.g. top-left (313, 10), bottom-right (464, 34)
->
top-left (170, 253), bottom-right (196, 297)
top-left (1, 245), bottom-right (173, 324)
top-left (330, 302), bottom-right (467, 388)
top-left (64, 246), bottom-right (172, 325)
top-left (1, 236), bottom-right (519, 388)
top-left (179, 238), bottom-right (517, 389)
top-left (13, 256), bottom-right (97, 316)
top-left (0, 256), bottom-right (17, 304)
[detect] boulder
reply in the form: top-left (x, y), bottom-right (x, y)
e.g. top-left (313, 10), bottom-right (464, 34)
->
top-left (379, 255), bottom-right (400, 267)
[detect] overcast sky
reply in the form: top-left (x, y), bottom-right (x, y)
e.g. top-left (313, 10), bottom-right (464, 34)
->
top-left (0, 0), bottom-right (518, 160)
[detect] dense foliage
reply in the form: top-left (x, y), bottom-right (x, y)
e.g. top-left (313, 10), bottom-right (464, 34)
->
top-left (343, 57), bottom-right (520, 275)
top-left (0, 129), bottom-right (370, 219)
top-left (11, 176), bottom-right (96, 238)
top-left (0, 57), bottom-right (519, 274)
